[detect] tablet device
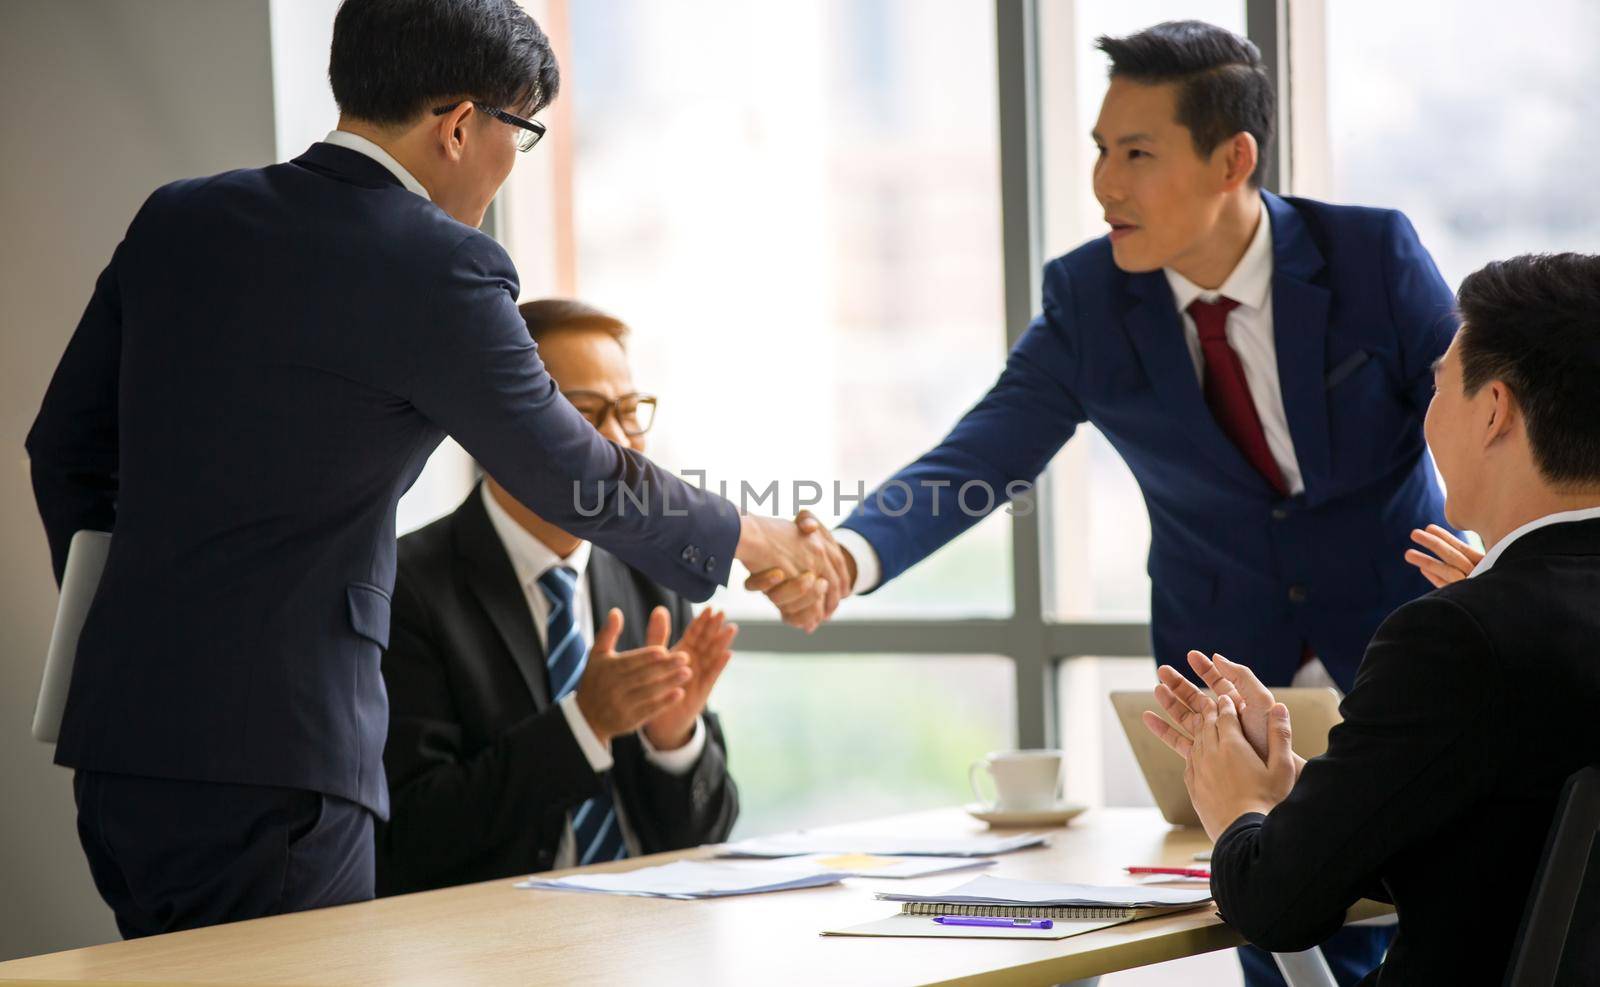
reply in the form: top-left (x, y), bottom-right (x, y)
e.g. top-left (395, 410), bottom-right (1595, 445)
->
top-left (33, 530), bottom-right (111, 743)
top-left (1110, 686), bottom-right (1344, 828)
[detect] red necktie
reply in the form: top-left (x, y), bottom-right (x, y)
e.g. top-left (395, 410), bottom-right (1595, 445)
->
top-left (1188, 296), bottom-right (1288, 497)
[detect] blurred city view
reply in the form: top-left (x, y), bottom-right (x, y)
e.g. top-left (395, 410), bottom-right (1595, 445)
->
top-left (1318, 0), bottom-right (1600, 288)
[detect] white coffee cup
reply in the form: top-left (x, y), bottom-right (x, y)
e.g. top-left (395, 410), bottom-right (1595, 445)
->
top-left (969, 749), bottom-right (1065, 812)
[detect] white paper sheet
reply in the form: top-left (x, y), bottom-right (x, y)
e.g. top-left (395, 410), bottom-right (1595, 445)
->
top-left (782, 853), bottom-right (997, 880)
top-left (516, 859), bottom-right (848, 899)
top-left (877, 874), bottom-right (1212, 908)
top-left (718, 831), bottom-right (1047, 859)
top-left (1134, 873), bottom-right (1210, 885)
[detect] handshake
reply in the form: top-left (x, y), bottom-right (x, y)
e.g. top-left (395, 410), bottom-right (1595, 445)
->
top-left (733, 510), bottom-right (857, 632)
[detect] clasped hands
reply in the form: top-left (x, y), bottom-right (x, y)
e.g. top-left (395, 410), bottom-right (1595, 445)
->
top-left (1142, 650), bottom-right (1305, 841)
top-left (734, 509), bottom-right (855, 632)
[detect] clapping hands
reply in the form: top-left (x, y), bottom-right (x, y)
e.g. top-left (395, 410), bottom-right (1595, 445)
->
top-left (1142, 651), bottom-right (1303, 841)
top-left (643, 607), bottom-right (738, 751)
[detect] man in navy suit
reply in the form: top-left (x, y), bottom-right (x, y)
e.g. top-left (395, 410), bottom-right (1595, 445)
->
top-left (24, 0), bottom-right (845, 937)
top-left (816, 21), bottom-right (1457, 986)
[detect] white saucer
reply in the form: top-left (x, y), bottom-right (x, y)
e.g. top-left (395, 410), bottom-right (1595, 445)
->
top-left (964, 801), bottom-right (1087, 827)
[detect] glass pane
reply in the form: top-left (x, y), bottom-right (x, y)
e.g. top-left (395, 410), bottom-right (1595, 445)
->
top-left (1311, 0), bottom-right (1600, 287)
top-left (1034, 1), bottom-right (1247, 620)
top-left (563, 0), bottom-right (1011, 618)
top-left (1054, 655), bottom-right (1159, 809)
top-left (712, 654), bottom-right (1016, 837)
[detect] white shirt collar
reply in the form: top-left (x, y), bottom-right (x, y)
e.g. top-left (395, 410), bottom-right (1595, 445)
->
top-left (1470, 505), bottom-right (1600, 576)
top-left (1164, 199), bottom-right (1274, 313)
top-left (480, 483), bottom-right (592, 588)
top-left (322, 130), bottom-right (431, 201)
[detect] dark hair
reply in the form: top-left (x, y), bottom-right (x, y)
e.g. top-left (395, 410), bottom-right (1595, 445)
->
top-left (1456, 253), bottom-right (1600, 485)
top-left (329, 0), bottom-right (559, 126)
top-left (1095, 20), bottom-right (1275, 186)
top-left (517, 298), bottom-right (630, 346)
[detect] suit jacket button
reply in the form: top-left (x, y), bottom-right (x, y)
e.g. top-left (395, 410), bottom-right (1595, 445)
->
top-left (1271, 507), bottom-right (1289, 521)
top-left (704, 556), bottom-right (717, 573)
top-left (681, 545), bottom-right (695, 562)
top-left (1288, 584), bottom-right (1308, 603)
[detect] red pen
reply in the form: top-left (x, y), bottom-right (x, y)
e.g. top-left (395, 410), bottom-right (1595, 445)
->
top-left (1125, 866), bottom-right (1211, 878)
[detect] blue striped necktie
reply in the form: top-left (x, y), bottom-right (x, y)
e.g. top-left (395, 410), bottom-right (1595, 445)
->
top-left (537, 565), bottom-right (627, 865)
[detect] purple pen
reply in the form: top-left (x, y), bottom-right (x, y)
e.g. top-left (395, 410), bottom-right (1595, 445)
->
top-left (933, 915), bottom-right (1053, 930)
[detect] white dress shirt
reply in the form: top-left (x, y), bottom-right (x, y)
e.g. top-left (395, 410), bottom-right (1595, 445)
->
top-left (1470, 505), bottom-right (1600, 577)
top-left (841, 205), bottom-right (1301, 595)
top-left (481, 484), bottom-right (705, 776)
top-left (322, 130), bottom-right (432, 200)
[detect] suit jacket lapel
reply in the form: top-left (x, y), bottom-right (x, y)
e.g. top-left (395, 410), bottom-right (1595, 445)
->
top-left (452, 487), bottom-right (551, 708)
top-left (1264, 192), bottom-right (1333, 502)
top-left (1121, 271), bottom-right (1267, 492)
top-left (587, 549), bottom-right (649, 651)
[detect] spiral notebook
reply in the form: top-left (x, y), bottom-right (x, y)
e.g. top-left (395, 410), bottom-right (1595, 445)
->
top-left (822, 876), bottom-right (1211, 940)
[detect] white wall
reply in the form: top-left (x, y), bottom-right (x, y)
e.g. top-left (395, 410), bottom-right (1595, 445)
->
top-left (0, 0), bottom-right (276, 960)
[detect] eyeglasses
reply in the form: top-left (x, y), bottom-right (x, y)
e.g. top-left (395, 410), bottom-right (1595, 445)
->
top-left (430, 101), bottom-right (546, 152)
top-left (563, 391), bottom-right (657, 436)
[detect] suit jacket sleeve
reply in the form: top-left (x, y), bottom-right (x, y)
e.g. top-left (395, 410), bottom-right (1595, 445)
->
top-left (837, 265), bottom-right (1088, 587)
top-left (1381, 210), bottom-right (1459, 416)
top-left (1209, 594), bottom-right (1501, 951)
top-left (400, 230), bottom-right (739, 602)
top-left (376, 565), bottom-right (603, 893)
top-left (26, 238), bottom-right (129, 583)
top-left (610, 594), bottom-right (740, 851)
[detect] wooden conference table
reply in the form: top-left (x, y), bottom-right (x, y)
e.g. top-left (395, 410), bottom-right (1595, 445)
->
top-left (0, 806), bottom-right (1390, 986)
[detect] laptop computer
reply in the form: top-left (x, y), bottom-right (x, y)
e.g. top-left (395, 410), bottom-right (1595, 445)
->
top-left (1110, 687), bottom-right (1344, 828)
top-left (34, 529), bottom-right (111, 743)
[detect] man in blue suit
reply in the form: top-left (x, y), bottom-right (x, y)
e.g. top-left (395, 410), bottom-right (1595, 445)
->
top-left (24, 0), bottom-right (845, 938)
top-left (821, 21), bottom-right (1456, 986)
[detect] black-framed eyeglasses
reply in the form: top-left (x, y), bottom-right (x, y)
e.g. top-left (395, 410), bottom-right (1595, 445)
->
top-left (431, 101), bottom-right (546, 152)
top-left (563, 391), bottom-right (657, 436)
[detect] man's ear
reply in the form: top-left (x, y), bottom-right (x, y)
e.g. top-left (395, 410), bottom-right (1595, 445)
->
top-left (1483, 380), bottom-right (1518, 448)
top-left (1217, 132), bottom-right (1258, 191)
top-left (433, 101), bottom-right (474, 163)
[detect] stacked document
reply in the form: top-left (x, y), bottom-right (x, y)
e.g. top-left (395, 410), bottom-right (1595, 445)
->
top-left (824, 876), bottom-right (1211, 941)
top-left (719, 831), bottom-right (1047, 859)
top-left (517, 859), bottom-right (849, 900)
top-left (877, 874), bottom-right (1213, 909)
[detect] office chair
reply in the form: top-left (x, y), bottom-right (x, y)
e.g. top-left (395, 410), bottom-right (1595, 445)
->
top-left (1504, 765), bottom-right (1600, 986)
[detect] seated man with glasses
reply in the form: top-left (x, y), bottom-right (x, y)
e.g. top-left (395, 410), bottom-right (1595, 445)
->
top-left (375, 299), bottom-right (740, 894)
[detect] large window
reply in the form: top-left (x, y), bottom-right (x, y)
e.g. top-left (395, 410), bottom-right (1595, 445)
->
top-left (715, 655), bottom-right (1015, 836)
top-left (1301, 0), bottom-right (1600, 288)
top-left (489, 0), bottom-right (1567, 857)
top-left (561, 0), bottom-right (1013, 621)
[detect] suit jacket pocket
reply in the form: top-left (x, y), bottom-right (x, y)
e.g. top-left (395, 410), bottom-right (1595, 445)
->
top-left (1324, 349), bottom-right (1371, 390)
top-left (347, 582), bottom-right (393, 649)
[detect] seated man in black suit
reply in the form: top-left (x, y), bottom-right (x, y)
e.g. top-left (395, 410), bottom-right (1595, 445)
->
top-left (376, 299), bottom-right (740, 894)
top-left (1144, 252), bottom-right (1600, 985)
